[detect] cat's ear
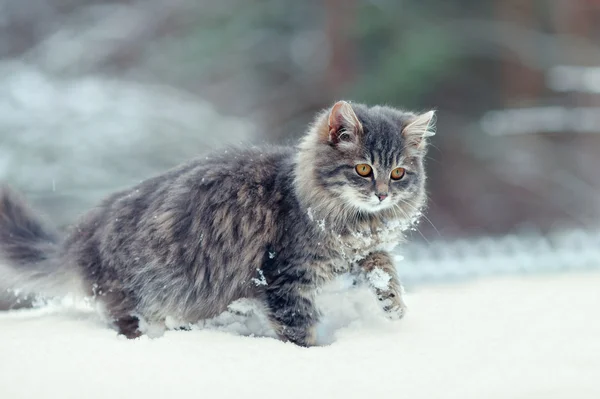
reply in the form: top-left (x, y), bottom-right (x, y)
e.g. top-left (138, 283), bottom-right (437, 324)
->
top-left (402, 110), bottom-right (435, 150)
top-left (327, 101), bottom-right (362, 145)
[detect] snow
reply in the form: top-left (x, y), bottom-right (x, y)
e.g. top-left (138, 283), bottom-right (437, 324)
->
top-left (250, 269), bottom-right (268, 287)
top-left (1, 272), bottom-right (599, 399)
top-left (366, 267), bottom-right (391, 290)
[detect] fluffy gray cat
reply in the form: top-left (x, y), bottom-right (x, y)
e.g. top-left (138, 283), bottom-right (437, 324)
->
top-left (0, 101), bottom-right (435, 346)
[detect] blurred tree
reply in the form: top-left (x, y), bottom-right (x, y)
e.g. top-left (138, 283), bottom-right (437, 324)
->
top-left (2, 0), bottom-right (600, 239)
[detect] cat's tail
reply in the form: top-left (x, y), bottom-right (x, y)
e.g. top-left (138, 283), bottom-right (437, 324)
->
top-left (0, 186), bottom-right (83, 299)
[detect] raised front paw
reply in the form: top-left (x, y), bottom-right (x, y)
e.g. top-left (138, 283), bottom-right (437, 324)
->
top-left (377, 290), bottom-right (407, 321)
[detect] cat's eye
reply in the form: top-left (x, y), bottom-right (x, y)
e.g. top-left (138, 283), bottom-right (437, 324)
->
top-left (355, 164), bottom-right (372, 177)
top-left (391, 167), bottom-right (406, 180)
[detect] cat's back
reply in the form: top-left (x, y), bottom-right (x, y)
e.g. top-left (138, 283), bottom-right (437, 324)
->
top-left (196, 145), bottom-right (294, 199)
top-left (68, 145), bottom-right (296, 259)
top-left (188, 146), bottom-right (296, 223)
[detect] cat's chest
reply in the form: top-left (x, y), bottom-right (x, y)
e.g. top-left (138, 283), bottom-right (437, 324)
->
top-left (325, 219), bottom-right (407, 263)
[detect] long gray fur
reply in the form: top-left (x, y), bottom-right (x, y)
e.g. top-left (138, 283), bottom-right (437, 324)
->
top-left (0, 101), bottom-right (435, 346)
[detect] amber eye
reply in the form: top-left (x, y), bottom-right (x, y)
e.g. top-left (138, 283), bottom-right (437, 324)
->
top-left (391, 167), bottom-right (406, 180)
top-left (355, 164), bottom-right (373, 177)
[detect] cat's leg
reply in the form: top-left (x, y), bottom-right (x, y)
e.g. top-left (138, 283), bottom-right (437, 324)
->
top-left (358, 251), bottom-right (407, 320)
top-left (114, 313), bottom-right (167, 338)
top-left (100, 288), bottom-right (143, 339)
top-left (263, 282), bottom-right (320, 347)
top-left (114, 315), bottom-right (142, 339)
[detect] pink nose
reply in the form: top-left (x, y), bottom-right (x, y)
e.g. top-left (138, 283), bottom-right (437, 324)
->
top-left (376, 193), bottom-right (388, 201)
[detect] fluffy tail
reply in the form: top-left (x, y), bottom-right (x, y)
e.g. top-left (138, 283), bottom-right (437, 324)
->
top-left (0, 186), bottom-right (82, 299)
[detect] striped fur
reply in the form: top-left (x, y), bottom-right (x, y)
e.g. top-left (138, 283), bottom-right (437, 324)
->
top-left (0, 101), bottom-right (434, 345)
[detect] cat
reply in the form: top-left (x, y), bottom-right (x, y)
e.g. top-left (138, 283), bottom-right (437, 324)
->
top-left (0, 101), bottom-right (435, 346)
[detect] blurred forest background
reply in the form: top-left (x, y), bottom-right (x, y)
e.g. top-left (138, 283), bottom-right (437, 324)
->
top-left (1, 0), bottom-right (600, 241)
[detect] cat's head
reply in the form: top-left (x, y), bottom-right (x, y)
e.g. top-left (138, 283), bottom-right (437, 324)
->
top-left (295, 101), bottom-right (435, 222)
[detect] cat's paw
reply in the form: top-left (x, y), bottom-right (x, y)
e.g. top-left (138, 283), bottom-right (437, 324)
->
top-left (383, 301), bottom-right (407, 320)
top-left (378, 293), bottom-right (407, 320)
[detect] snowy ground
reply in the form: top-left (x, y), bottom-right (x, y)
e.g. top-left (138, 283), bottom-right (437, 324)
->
top-left (1, 272), bottom-right (599, 399)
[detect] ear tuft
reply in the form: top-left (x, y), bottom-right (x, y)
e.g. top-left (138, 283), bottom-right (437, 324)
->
top-left (402, 110), bottom-right (436, 149)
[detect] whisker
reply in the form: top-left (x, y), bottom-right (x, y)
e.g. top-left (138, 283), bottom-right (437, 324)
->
top-left (393, 204), bottom-right (430, 244)
top-left (394, 199), bottom-right (439, 241)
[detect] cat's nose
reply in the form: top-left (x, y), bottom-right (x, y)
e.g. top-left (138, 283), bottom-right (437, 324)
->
top-left (376, 193), bottom-right (388, 202)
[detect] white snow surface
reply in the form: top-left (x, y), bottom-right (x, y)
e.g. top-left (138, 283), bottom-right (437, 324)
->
top-left (1, 272), bottom-right (599, 399)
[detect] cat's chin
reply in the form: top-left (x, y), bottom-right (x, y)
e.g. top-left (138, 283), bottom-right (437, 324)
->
top-left (361, 204), bottom-right (394, 213)
top-left (338, 191), bottom-right (395, 214)
top-left (351, 199), bottom-right (396, 214)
